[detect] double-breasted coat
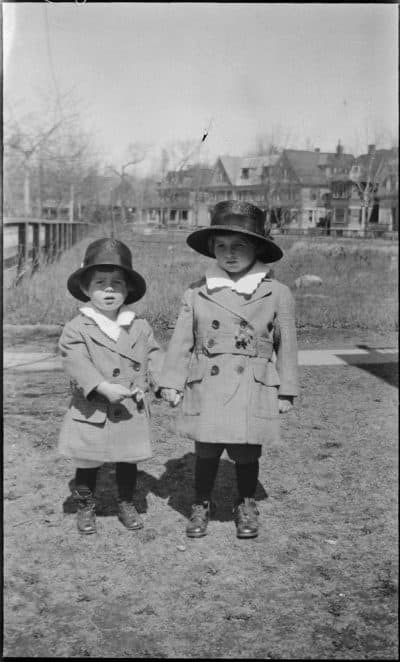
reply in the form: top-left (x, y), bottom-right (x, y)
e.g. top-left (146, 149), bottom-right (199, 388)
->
top-left (159, 275), bottom-right (298, 446)
top-left (58, 314), bottom-right (163, 462)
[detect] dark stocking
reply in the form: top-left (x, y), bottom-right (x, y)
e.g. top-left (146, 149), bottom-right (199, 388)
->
top-left (75, 467), bottom-right (99, 494)
top-left (116, 462), bottom-right (138, 501)
top-left (194, 457), bottom-right (220, 503)
top-left (235, 461), bottom-right (259, 500)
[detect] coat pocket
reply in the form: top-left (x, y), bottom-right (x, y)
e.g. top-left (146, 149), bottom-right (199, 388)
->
top-left (70, 396), bottom-right (108, 424)
top-left (252, 361), bottom-right (280, 419)
top-left (183, 356), bottom-right (206, 416)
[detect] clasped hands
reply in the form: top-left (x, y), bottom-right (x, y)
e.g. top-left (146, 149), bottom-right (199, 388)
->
top-left (96, 383), bottom-right (292, 412)
top-left (160, 388), bottom-right (183, 407)
top-left (159, 389), bottom-right (293, 412)
top-left (96, 381), bottom-right (144, 404)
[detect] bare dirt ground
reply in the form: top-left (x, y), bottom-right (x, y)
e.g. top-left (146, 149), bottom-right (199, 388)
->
top-left (3, 329), bottom-right (398, 659)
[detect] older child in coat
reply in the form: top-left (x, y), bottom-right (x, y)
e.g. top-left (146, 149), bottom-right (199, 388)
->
top-left (160, 201), bottom-right (298, 539)
top-left (58, 238), bottom-right (163, 535)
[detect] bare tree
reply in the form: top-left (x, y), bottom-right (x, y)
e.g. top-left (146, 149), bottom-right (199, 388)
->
top-left (106, 143), bottom-right (147, 228)
top-left (249, 124), bottom-right (294, 157)
top-left (4, 95), bottom-right (100, 220)
top-left (350, 147), bottom-right (387, 230)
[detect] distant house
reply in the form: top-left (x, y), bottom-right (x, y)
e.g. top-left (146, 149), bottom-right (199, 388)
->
top-left (150, 143), bottom-right (398, 236)
top-left (330, 145), bottom-right (398, 234)
top-left (208, 154), bottom-right (279, 211)
top-left (157, 165), bottom-right (214, 227)
top-left (376, 149), bottom-right (399, 231)
top-left (271, 143), bottom-right (354, 231)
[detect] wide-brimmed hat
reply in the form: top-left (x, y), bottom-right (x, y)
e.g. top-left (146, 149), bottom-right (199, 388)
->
top-left (186, 200), bottom-right (283, 263)
top-left (67, 238), bottom-right (146, 304)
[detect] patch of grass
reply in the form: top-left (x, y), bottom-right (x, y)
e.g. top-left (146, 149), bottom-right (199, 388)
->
top-left (4, 226), bottom-right (398, 333)
top-left (3, 359), bottom-right (398, 658)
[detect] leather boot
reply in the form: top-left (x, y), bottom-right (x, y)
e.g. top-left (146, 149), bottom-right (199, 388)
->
top-left (73, 487), bottom-right (96, 535)
top-left (186, 501), bottom-right (216, 538)
top-left (234, 498), bottom-right (259, 539)
top-left (117, 500), bottom-right (143, 530)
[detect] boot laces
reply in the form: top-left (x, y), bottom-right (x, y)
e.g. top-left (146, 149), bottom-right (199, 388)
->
top-left (190, 503), bottom-right (209, 521)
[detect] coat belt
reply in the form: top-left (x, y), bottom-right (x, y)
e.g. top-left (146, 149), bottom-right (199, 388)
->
top-left (195, 335), bottom-right (273, 359)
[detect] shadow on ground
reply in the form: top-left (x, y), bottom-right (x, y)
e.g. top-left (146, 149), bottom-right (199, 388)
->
top-left (63, 453), bottom-right (268, 521)
top-left (335, 345), bottom-right (398, 388)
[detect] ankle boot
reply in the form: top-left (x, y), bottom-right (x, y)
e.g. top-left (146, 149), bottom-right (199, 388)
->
top-left (117, 500), bottom-right (143, 530)
top-left (73, 487), bottom-right (96, 535)
top-left (234, 498), bottom-right (259, 539)
top-left (186, 500), bottom-right (216, 538)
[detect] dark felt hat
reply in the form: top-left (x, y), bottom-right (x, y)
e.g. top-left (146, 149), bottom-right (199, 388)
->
top-left (186, 200), bottom-right (283, 263)
top-left (67, 238), bottom-right (146, 304)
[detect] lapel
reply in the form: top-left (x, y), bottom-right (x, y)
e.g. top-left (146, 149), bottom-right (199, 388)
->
top-left (198, 278), bottom-right (273, 321)
top-left (241, 278), bottom-right (273, 306)
top-left (81, 316), bottom-right (143, 361)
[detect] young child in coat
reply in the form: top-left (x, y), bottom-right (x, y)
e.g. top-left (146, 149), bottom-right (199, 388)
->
top-left (160, 201), bottom-right (298, 539)
top-left (58, 238), bottom-right (163, 535)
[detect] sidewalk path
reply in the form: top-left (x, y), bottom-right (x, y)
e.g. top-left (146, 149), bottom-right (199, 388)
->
top-left (3, 346), bottom-right (398, 372)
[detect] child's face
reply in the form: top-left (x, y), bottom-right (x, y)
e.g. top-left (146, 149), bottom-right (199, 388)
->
top-left (213, 232), bottom-right (257, 277)
top-left (83, 268), bottom-right (128, 315)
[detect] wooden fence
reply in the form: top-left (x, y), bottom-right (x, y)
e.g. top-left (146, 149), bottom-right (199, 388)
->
top-left (278, 227), bottom-right (398, 240)
top-left (3, 217), bottom-right (94, 275)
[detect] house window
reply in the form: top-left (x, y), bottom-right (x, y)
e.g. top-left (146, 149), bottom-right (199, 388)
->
top-left (309, 211), bottom-right (313, 223)
top-left (170, 210), bottom-right (176, 220)
top-left (241, 168), bottom-right (249, 179)
top-left (335, 208), bottom-right (345, 224)
top-left (182, 210), bottom-right (188, 221)
top-left (310, 192), bottom-right (317, 201)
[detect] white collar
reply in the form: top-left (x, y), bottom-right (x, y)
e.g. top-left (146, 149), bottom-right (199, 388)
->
top-left (205, 260), bottom-right (270, 295)
top-left (80, 303), bottom-right (135, 342)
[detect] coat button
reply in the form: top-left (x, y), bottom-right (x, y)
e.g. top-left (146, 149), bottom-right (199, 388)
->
top-left (236, 365), bottom-right (244, 374)
top-left (207, 339), bottom-right (215, 348)
top-left (240, 320), bottom-right (247, 328)
top-left (210, 365), bottom-right (219, 376)
top-left (133, 363), bottom-right (140, 372)
top-left (112, 368), bottom-right (120, 377)
top-left (211, 320), bottom-right (220, 329)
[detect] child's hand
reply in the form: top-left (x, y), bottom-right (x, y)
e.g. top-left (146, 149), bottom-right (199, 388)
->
top-left (130, 386), bottom-right (145, 403)
top-left (96, 382), bottom-right (133, 404)
top-left (278, 396), bottom-right (293, 413)
top-left (160, 388), bottom-right (182, 407)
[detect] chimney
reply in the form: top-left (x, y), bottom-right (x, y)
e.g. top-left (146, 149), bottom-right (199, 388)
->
top-left (336, 140), bottom-right (343, 156)
top-left (368, 144), bottom-right (376, 156)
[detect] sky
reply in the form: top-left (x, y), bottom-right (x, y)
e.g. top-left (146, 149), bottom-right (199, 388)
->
top-left (3, 2), bottom-right (398, 174)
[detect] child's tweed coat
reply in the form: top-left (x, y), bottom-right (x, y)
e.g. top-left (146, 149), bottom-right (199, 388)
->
top-left (160, 275), bottom-right (298, 446)
top-left (58, 314), bottom-right (163, 462)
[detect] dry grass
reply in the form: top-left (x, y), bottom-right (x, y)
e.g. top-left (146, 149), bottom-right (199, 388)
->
top-left (4, 224), bottom-right (398, 333)
top-left (3, 358), bottom-right (398, 658)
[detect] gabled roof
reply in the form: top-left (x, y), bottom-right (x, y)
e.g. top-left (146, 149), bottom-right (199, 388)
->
top-left (164, 165), bottom-right (213, 189)
top-left (282, 150), bottom-right (327, 185)
top-left (354, 148), bottom-right (398, 181)
top-left (216, 154), bottom-right (279, 186)
top-left (282, 149), bottom-right (354, 185)
top-left (216, 155), bottom-right (242, 185)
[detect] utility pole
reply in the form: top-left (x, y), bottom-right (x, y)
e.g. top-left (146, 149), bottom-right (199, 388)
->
top-left (69, 183), bottom-right (74, 222)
